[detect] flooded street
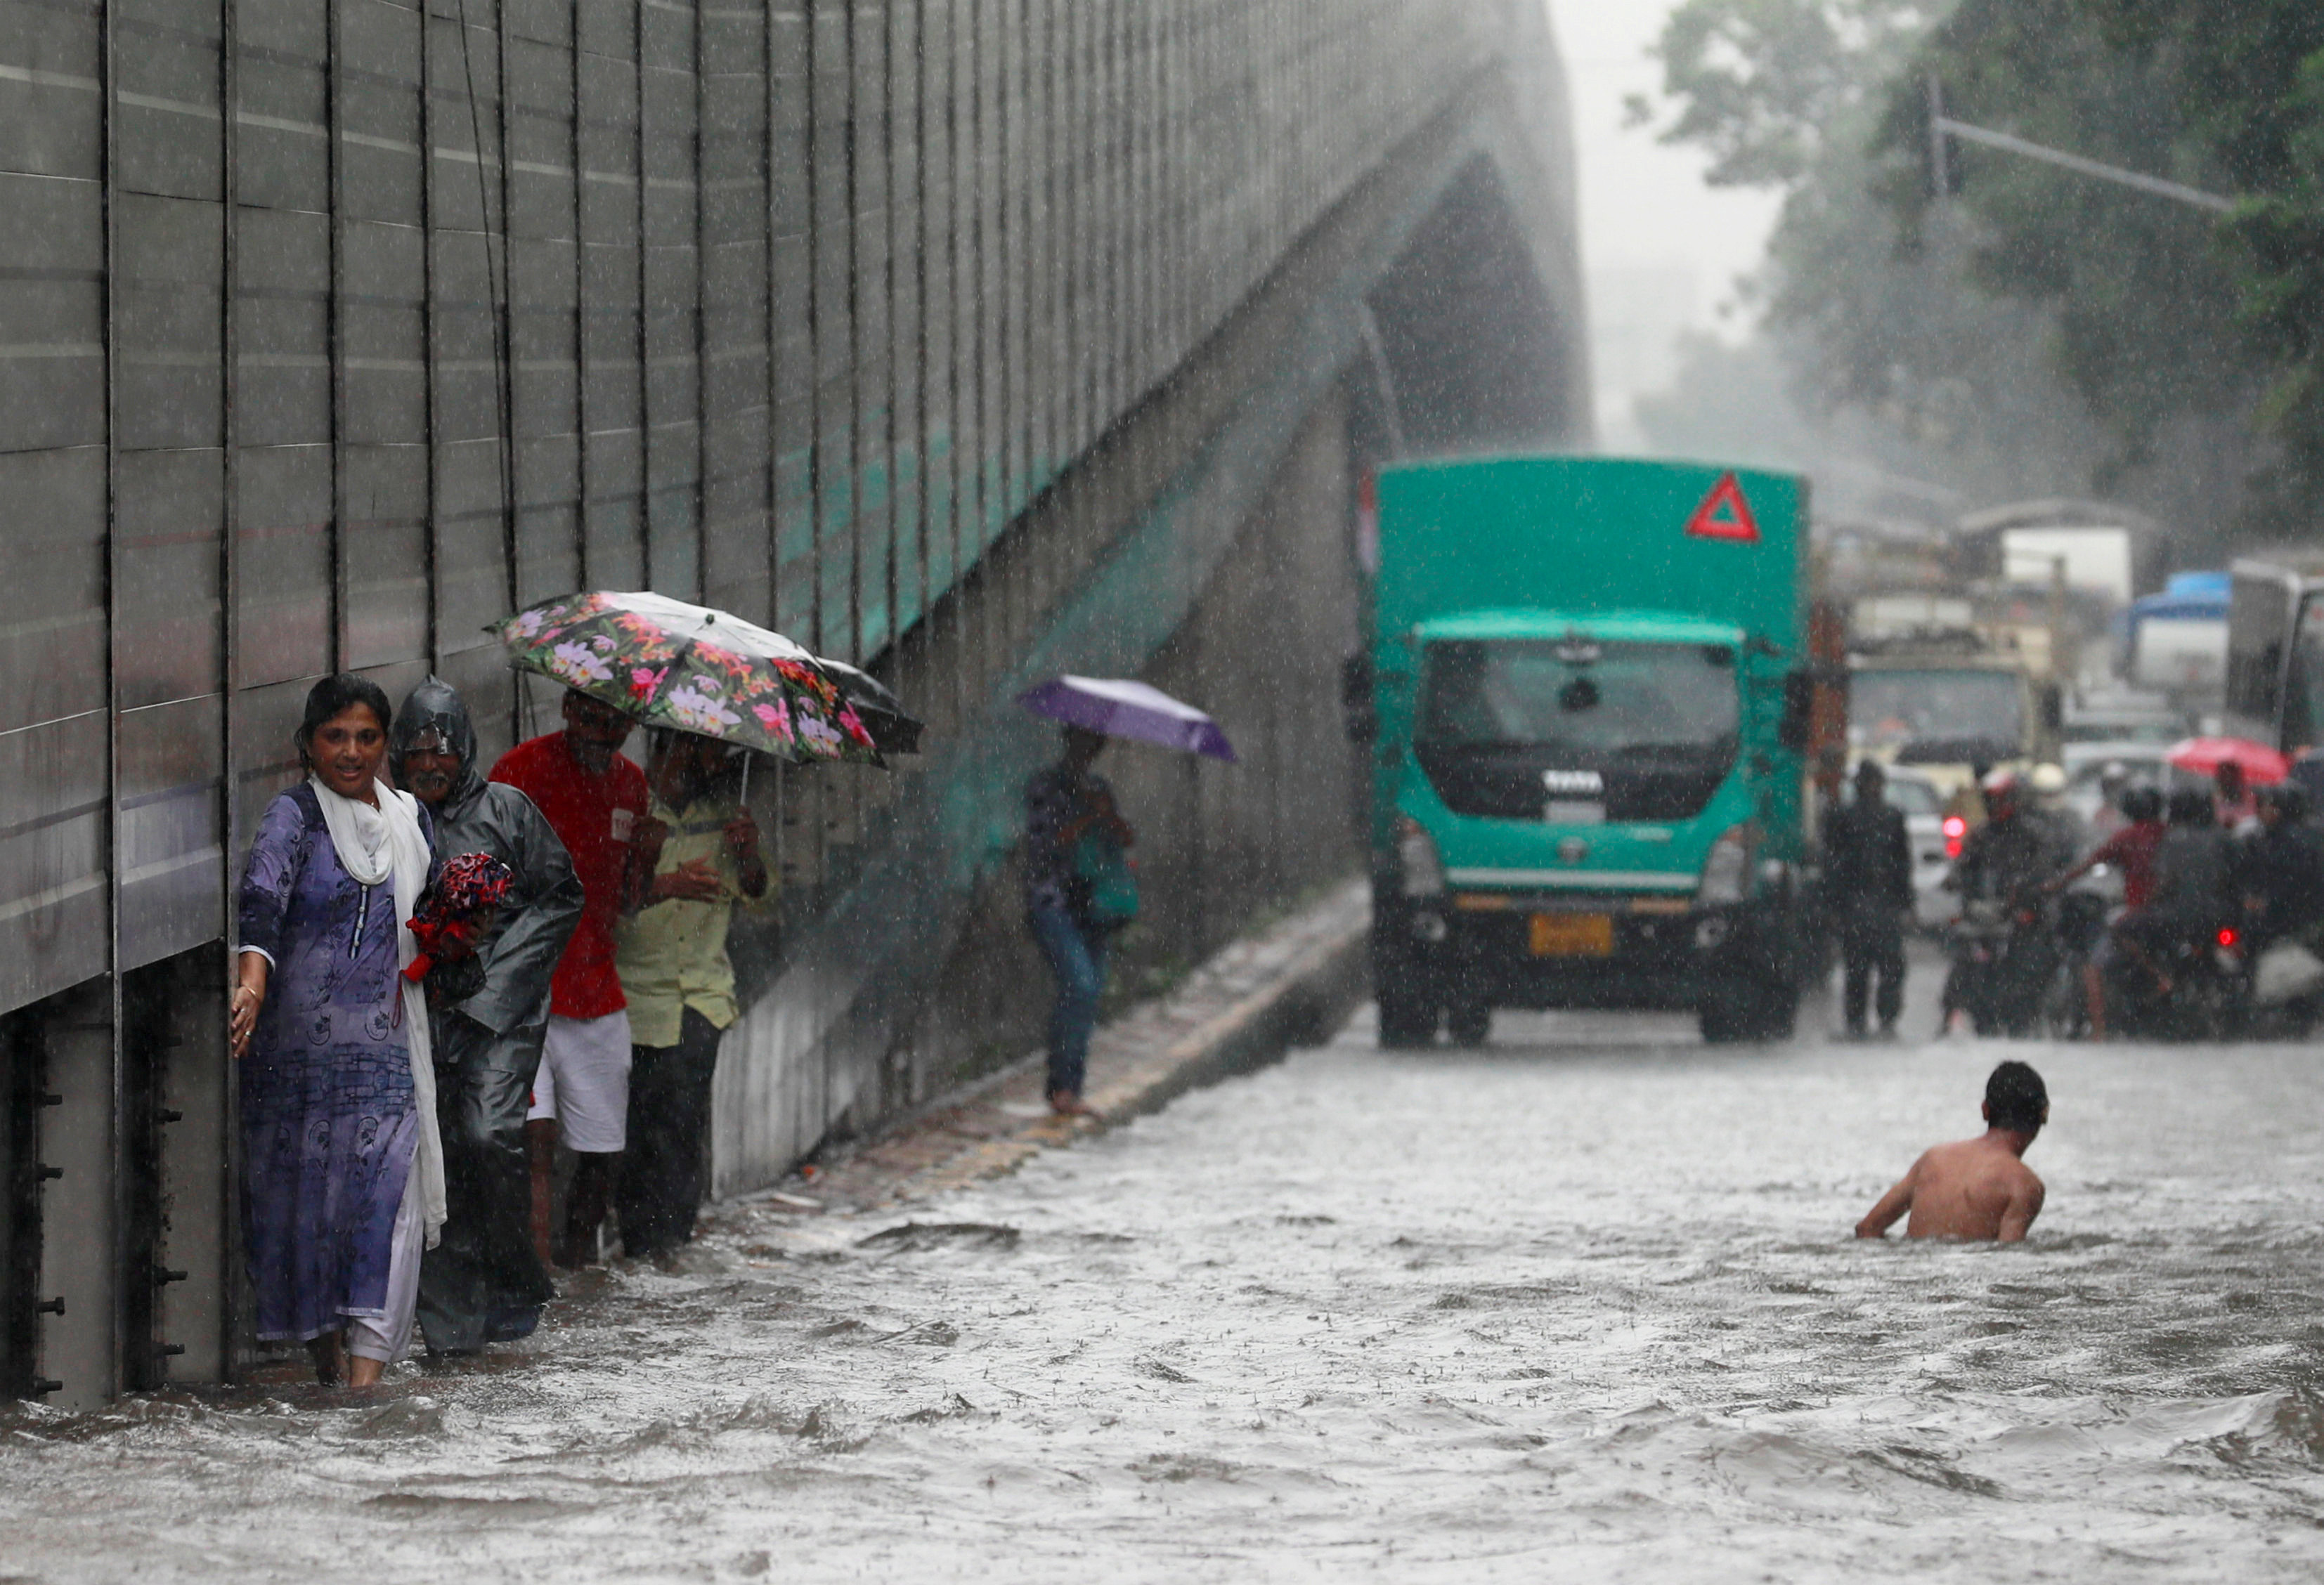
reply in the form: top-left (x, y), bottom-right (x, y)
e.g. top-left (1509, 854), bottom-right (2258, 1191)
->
top-left (9, 970), bottom-right (2324, 1581)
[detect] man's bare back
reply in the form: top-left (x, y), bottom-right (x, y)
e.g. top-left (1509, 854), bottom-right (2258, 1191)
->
top-left (1857, 1061), bottom-right (2049, 1244)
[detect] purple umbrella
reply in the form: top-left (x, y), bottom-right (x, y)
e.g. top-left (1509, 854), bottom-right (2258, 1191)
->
top-left (1017, 675), bottom-right (1238, 762)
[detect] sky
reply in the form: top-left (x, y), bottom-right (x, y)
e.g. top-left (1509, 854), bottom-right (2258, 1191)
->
top-left (1544, 0), bottom-right (1784, 447)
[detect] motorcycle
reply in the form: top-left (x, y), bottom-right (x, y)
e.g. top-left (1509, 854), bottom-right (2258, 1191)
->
top-left (2103, 915), bottom-right (2252, 1041)
top-left (2245, 926), bottom-right (2324, 1038)
top-left (2041, 887), bottom-right (2111, 1041)
top-left (1943, 894), bottom-right (2058, 1038)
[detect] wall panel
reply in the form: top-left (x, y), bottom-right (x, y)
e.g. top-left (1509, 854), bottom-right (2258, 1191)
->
top-left (0, 0), bottom-right (1585, 1397)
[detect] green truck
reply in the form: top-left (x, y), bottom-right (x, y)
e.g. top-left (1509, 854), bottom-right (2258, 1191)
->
top-left (1355, 456), bottom-right (1815, 1045)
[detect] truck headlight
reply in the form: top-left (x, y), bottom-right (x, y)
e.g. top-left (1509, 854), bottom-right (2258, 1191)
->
top-left (1698, 823), bottom-right (1757, 906)
top-left (1396, 816), bottom-right (1447, 899)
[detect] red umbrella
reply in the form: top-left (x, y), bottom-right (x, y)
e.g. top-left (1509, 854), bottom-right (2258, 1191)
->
top-left (2165, 736), bottom-right (2291, 785)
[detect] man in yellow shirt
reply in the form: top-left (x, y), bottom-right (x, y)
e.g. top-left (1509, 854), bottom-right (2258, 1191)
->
top-left (614, 731), bottom-right (770, 1258)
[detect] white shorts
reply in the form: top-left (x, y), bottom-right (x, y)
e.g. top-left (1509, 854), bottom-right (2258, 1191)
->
top-left (529, 1010), bottom-right (633, 1153)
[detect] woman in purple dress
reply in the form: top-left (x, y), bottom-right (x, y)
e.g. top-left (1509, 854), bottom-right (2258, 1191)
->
top-left (231, 674), bottom-right (445, 1387)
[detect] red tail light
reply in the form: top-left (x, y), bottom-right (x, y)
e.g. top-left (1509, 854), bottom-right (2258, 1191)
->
top-left (2217, 927), bottom-right (2240, 949)
top-left (1942, 815), bottom-right (1966, 859)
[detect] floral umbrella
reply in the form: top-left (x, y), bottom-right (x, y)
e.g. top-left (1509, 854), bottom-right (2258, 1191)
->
top-left (491, 591), bottom-right (881, 765)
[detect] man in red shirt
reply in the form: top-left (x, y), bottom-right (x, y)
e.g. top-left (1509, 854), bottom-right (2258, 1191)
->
top-left (2053, 783), bottom-right (2166, 910)
top-left (493, 689), bottom-right (651, 1267)
top-left (2046, 783), bottom-right (2165, 1039)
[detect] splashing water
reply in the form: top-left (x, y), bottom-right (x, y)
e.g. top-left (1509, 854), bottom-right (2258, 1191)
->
top-left (6, 1003), bottom-right (2323, 1581)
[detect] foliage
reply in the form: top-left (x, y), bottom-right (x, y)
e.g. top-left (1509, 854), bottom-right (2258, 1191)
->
top-left (1635, 0), bottom-right (2121, 516)
top-left (1639, 0), bottom-right (2276, 543)
top-left (1637, 0), bottom-right (1931, 189)
top-left (1897, 0), bottom-right (2252, 478)
top-left (2058, 1), bottom-right (2324, 507)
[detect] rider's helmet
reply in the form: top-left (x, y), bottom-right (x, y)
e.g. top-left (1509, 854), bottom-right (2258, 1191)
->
top-left (2119, 784), bottom-right (2164, 823)
top-left (2030, 763), bottom-right (2067, 799)
top-left (1981, 767), bottom-right (2023, 818)
top-left (2262, 782), bottom-right (2311, 823)
top-left (2166, 787), bottom-right (2214, 828)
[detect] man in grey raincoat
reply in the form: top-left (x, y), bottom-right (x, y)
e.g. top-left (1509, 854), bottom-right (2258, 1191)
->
top-left (392, 677), bottom-right (585, 1354)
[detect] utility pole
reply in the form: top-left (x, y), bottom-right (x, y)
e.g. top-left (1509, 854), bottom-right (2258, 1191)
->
top-left (1926, 75), bottom-right (1954, 200)
top-left (1924, 76), bottom-right (2233, 216)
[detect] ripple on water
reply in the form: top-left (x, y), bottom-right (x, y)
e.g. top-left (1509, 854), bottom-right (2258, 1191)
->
top-left (8, 1024), bottom-right (2324, 1580)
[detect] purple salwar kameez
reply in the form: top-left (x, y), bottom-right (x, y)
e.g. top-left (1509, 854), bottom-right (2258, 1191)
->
top-left (238, 783), bottom-right (431, 1343)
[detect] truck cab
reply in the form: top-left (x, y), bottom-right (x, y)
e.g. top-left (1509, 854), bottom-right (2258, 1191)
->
top-left (2225, 554), bottom-right (2324, 753)
top-left (1846, 644), bottom-right (2056, 798)
top-left (1361, 457), bottom-right (1812, 1046)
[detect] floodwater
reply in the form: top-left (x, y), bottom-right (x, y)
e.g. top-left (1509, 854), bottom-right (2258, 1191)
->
top-left (8, 979), bottom-right (2324, 1581)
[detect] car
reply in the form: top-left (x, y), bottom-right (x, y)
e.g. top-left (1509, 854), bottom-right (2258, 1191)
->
top-left (2059, 744), bottom-right (2198, 827)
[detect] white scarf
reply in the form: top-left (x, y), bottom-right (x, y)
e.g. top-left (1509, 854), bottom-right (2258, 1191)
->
top-left (310, 774), bottom-right (446, 1247)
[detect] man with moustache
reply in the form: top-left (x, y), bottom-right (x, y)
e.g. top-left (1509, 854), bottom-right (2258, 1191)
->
top-left (391, 678), bottom-right (584, 1354)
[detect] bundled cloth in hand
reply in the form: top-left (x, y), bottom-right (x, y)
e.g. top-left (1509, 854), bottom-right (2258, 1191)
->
top-left (403, 851), bottom-right (515, 984)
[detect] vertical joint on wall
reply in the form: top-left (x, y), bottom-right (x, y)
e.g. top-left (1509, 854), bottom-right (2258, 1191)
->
top-left (418, 0), bottom-right (441, 670)
top-left (216, 0), bottom-right (245, 1386)
top-left (491, 0), bottom-right (520, 621)
top-left (631, 0), bottom-right (649, 586)
top-left (98, 0), bottom-right (126, 1409)
top-left (568, 0), bottom-right (590, 601)
top-left (691, 0), bottom-right (708, 604)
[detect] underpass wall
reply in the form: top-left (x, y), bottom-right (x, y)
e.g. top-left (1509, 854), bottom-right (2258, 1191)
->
top-left (710, 76), bottom-right (1591, 1186)
top-left (0, 0), bottom-right (1585, 1401)
top-left (874, 386), bottom-right (1363, 1121)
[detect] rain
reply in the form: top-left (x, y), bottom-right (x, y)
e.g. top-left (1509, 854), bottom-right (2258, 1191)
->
top-left (9, 0), bottom-right (2324, 1579)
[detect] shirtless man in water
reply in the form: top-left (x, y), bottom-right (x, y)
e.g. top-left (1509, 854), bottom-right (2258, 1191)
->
top-left (1855, 1061), bottom-right (2049, 1243)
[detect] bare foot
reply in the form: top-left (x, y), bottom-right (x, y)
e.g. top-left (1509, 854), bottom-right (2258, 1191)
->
top-left (1048, 1090), bottom-right (1098, 1118)
top-left (347, 1355), bottom-right (386, 1390)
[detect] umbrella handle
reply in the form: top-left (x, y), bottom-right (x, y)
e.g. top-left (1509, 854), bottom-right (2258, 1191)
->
top-left (739, 750), bottom-right (751, 805)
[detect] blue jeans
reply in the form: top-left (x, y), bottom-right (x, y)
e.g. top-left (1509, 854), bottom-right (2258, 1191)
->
top-left (1029, 904), bottom-right (1108, 1097)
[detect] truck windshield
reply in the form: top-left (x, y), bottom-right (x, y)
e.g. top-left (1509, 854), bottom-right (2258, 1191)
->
top-left (1850, 668), bottom-right (2023, 759)
top-left (1420, 639), bottom-right (1739, 758)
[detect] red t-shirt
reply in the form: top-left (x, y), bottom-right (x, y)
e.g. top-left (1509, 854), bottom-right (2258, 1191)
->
top-left (492, 731), bottom-right (649, 1019)
top-left (2092, 820), bottom-right (2167, 911)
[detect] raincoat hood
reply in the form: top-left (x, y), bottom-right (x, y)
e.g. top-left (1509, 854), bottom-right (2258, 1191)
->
top-left (391, 676), bottom-right (486, 817)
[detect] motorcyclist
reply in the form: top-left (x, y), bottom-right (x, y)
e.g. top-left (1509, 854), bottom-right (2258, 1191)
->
top-left (1951, 771), bottom-right (2063, 911)
top-left (2115, 788), bottom-right (2235, 998)
top-left (1940, 771), bottom-right (2065, 1034)
top-left (2047, 783), bottom-right (2165, 1040)
top-left (2027, 762), bottom-right (2085, 861)
top-left (2242, 783), bottom-right (2324, 948)
top-left (2087, 761), bottom-right (2134, 840)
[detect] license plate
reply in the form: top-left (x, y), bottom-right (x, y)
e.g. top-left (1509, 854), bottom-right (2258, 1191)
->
top-left (1529, 913), bottom-right (1614, 957)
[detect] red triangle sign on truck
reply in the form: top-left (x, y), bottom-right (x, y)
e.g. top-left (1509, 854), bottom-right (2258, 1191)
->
top-left (1684, 472), bottom-right (1760, 542)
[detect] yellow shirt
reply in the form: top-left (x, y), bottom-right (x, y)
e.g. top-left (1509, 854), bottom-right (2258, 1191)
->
top-left (614, 793), bottom-right (771, 1049)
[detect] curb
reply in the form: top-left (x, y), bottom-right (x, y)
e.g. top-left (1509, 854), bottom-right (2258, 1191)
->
top-left (1087, 907), bottom-right (1371, 1126)
top-left (765, 885), bottom-right (1372, 1211)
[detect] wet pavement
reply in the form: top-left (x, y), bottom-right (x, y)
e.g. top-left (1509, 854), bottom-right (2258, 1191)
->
top-left (8, 952), bottom-right (2324, 1582)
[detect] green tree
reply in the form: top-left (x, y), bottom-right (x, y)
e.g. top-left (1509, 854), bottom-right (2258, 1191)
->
top-left (2061, 1), bottom-right (2324, 505)
top-left (1899, 1), bottom-right (2252, 483)
top-left (1642, 0), bottom-right (2271, 546)
top-left (1637, 0), bottom-right (2116, 512)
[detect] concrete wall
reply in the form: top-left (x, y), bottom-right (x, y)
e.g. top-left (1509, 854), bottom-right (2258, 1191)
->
top-left (0, 0), bottom-right (1588, 1401)
top-left (707, 72), bottom-right (1592, 1194)
top-left (874, 385), bottom-right (1365, 1121)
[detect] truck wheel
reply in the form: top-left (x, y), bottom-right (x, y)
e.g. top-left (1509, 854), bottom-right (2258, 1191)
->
top-left (1747, 983), bottom-right (1799, 1041)
top-left (1698, 980), bottom-right (1751, 1044)
top-left (1373, 922), bottom-right (1442, 1048)
top-left (1377, 979), bottom-right (1439, 1048)
top-left (1701, 977), bottom-right (1794, 1043)
top-left (1446, 999), bottom-right (1491, 1048)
